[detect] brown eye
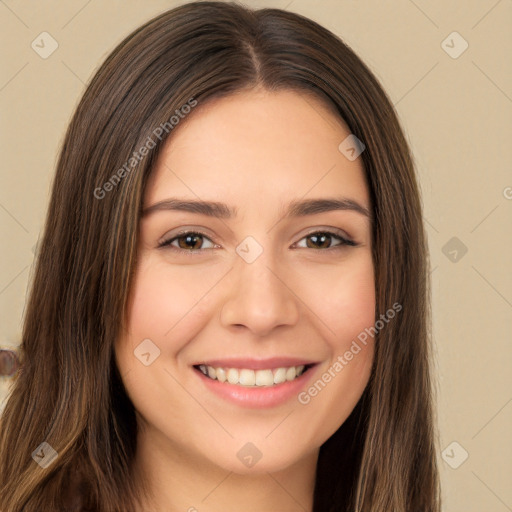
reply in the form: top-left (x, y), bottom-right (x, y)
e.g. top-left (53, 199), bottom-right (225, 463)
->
top-left (159, 231), bottom-right (216, 252)
top-left (306, 232), bottom-right (332, 249)
top-left (176, 233), bottom-right (204, 250)
top-left (297, 231), bottom-right (356, 250)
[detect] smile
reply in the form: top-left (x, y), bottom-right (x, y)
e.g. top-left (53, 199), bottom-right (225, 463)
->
top-left (195, 364), bottom-right (310, 387)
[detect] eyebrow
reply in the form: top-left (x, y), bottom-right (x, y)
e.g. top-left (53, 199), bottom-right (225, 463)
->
top-left (141, 197), bottom-right (371, 219)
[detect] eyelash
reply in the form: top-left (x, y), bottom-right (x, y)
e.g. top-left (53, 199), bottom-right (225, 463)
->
top-left (158, 229), bottom-right (357, 256)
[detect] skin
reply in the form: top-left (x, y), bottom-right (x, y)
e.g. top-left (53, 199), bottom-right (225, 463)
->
top-left (114, 88), bottom-right (375, 512)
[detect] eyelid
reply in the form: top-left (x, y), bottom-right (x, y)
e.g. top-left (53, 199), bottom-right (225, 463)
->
top-left (299, 226), bottom-right (354, 243)
top-left (158, 226), bottom-right (357, 254)
top-left (157, 229), bottom-right (217, 251)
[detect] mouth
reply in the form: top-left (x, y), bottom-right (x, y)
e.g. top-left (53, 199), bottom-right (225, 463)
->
top-left (193, 362), bottom-right (316, 387)
top-left (191, 358), bottom-right (319, 408)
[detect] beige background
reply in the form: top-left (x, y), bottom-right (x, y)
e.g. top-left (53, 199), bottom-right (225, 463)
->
top-left (1, 0), bottom-right (511, 510)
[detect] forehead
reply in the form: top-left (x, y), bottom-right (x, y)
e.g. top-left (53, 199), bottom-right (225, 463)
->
top-left (144, 89), bottom-right (369, 212)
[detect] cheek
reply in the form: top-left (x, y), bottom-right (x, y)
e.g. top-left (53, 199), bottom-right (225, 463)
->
top-left (121, 257), bottom-right (214, 345)
top-left (299, 251), bottom-right (375, 347)
top-left (118, 250), bottom-right (376, 376)
top-left (113, 248), bottom-right (376, 473)
top-left (114, 254), bottom-right (231, 391)
top-left (114, 256), bottom-right (215, 426)
top-left (292, 253), bottom-right (375, 426)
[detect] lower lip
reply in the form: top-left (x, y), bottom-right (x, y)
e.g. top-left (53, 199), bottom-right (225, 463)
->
top-left (194, 366), bottom-right (317, 409)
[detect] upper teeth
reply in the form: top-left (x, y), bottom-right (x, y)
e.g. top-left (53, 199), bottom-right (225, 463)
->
top-left (197, 364), bottom-right (306, 386)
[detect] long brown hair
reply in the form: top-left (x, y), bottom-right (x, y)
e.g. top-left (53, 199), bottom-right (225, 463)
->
top-left (0, 2), bottom-right (440, 510)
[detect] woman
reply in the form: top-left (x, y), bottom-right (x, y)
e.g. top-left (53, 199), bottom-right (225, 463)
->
top-left (0, 2), bottom-right (441, 511)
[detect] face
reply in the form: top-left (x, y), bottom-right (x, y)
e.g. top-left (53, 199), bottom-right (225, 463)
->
top-left (115, 88), bottom-right (375, 475)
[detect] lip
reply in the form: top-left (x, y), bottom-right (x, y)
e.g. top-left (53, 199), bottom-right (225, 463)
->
top-left (193, 362), bottom-right (318, 409)
top-left (193, 357), bottom-right (317, 370)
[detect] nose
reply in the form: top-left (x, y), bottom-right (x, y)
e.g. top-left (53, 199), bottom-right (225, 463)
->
top-left (219, 252), bottom-right (300, 337)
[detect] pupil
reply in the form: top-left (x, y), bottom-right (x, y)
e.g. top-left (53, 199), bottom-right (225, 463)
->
top-left (308, 233), bottom-right (330, 249)
top-left (180, 234), bottom-right (201, 250)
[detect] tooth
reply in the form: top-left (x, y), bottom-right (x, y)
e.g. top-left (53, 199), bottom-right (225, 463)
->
top-left (202, 364), bottom-right (305, 385)
top-left (239, 369), bottom-right (256, 386)
top-left (273, 367), bottom-right (287, 384)
top-left (255, 369), bottom-right (274, 386)
top-left (285, 366), bottom-right (297, 381)
top-left (216, 367), bottom-right (227, 382)
top-left (227, 368), bottom-right (239, 384)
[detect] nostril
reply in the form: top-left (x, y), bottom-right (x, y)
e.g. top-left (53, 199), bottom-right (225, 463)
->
top-left (0, 349), bottom-right (20, 377)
